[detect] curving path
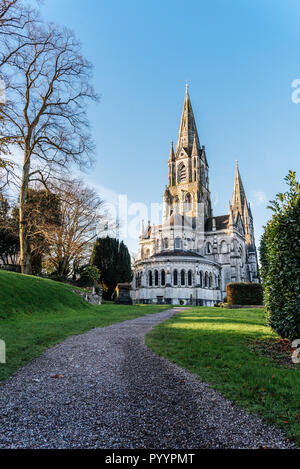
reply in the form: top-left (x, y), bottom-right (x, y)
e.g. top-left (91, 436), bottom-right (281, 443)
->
top-left (0, 308), bottom-right (294, 449)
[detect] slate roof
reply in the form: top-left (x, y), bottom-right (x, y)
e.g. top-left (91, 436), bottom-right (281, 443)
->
top-left (151, 249), bottom-right (204, 258)
top-left (205, 215), bottom-right (229, 231)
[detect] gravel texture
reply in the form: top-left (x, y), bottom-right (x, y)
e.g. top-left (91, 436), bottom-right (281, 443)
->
top-left (0, 308), bottom-right (295, 449)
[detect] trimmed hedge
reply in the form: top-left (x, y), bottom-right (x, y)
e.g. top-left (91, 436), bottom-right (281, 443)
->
top-left (260, 171), bottom-right (300, 340)
top-left (226, 282), bottom-right (263, 306)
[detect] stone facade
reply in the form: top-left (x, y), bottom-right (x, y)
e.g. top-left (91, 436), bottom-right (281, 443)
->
top-left (131, 86), bottom-right (260, 306)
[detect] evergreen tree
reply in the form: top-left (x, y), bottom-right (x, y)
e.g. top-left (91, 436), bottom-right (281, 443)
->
top-left (90, 237), bottom-right (132, 299)
top-left (260, 171), bottom-right (300, 340)
top-left (0, 193), bottom-right (19, 266)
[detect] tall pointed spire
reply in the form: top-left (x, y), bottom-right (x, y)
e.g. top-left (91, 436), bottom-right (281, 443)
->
top-left (232, 160), bottom-right (246, 218)
top-left (176, 85), bottom-right (200, 156)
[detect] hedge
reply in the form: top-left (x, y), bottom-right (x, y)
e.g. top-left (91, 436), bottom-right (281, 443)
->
top-left (226, 282), bottom-right (263, 306)
top-left (260, 171), bottom-right (300, 340)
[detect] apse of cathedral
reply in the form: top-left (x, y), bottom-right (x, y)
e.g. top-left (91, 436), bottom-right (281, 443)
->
top-left (131, 86), bottom-right (260, 306)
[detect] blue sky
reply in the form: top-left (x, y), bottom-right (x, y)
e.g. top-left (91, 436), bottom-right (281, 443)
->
top-left (39, 0), bottom-right (300, 253)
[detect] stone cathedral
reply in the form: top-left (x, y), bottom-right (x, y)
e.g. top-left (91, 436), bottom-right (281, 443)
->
top-left (131, 86), bottom-right (260, 306)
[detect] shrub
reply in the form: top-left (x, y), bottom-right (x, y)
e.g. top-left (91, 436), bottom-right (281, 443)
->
top-left (226, 282), bottom-right (263, 306)
top-left (77, 265), bottom-right (100, 287)
top-left (260, 171), bottom-right (300, 340)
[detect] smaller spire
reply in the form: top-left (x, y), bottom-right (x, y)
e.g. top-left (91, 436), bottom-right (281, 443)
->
top-left (169, 141), bottom-right (175, 161)
top-left (232, 160), bottom-right (246, 217)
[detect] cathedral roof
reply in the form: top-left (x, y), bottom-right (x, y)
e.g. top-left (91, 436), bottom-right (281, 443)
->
top-left (151, 249), bottom-right (204, 258)
top-left (176, 84), bottom-right (201, 157)
top-left (205, 215), bottom-right (229, 231)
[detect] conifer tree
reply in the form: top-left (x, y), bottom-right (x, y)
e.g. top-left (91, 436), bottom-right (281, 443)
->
top-left (90, 237), bottom-right (132, 299)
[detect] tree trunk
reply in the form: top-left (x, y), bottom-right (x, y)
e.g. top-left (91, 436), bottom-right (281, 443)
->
top-left (19, 147), bottom-right (32, 275)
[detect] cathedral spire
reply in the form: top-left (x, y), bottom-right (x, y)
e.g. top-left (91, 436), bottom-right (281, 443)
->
top-left (168, 141), bottom-right (175, 161)
top-left (176, 85), bottom-right (200, 156)
top-left (232, 160), bottom-right (246, 218)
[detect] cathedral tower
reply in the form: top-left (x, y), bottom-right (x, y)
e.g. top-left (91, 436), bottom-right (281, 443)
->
top-left (165, 85), bottom-right (212, 228)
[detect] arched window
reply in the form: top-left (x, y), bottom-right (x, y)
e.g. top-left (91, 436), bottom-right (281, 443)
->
top-left (136, 272), bottom-right (141, 288)
top-left (200, 271), bottom-right (203, 287)
top-left (206, 242), bottom-right (212, 254)
top-left (175, 237), bottom-right (181, 249)
top-left (148, 271), bottom-right (153, 287)
top-left (181, 270), bottom-right (185, 286)
top-left (163, 238), bottom-right (168, 249)
top-left (173, 269), bottom-right (178, 286)
top-left (209, 273), bottom-right (212, 288)
top-left (220, 241), bottom-right (227, 254)
top-left (154, 270), bottom-right (159, 286)
top-left (161, 270), bottom-right (165, 286)
top-left (188, 270), bottom-right (192, 286)
top-left (185, 193), bottom-right (192, 211)
top-left (145, 249), bottom-right (150, 258)
top-left (178, 163), bottom-right (186, 183)
top-left (204, 272), bottom-right (208, 288)
top-left (218, 275), bottom-right (221, 289)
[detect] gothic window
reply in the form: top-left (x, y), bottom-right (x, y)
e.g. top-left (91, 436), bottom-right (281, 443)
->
top-left (181, 270), bottom-right (185, 286)
top-left (173, 269), bottom-right (178, 286)
top-left (185, 193), bottom-right (192, 211)
top-left (154, 270), bottom-right (159, 286)
top-left (188, 270), bottom-right (192, 286)
top-left (206, 242), bottom-right (212, 254)
top-left (148, 271), bottom-right (153, 287)
top-left (199, 271), bottom-right (203, 287)
top-left (175, 237), bottom-right (181, 249)
top-left (178, 163), bottom-right (186, 182)
top-left (220, 241), bottom-right (227, 254)
top-left (145, 248), bottom-right (150, 257)
top-left (161, 270), bottom-right (165, 286)
top-left (209, 273), bottom-right (212, 288)
top-left (163, 238), bottom-right (168, 249)
top-left (204, 272), bottom-right (208, 287)
top-left (136, 272), bottom-right (141, 288)
top-left (239, 246), bottom-right (243, 264)
top-left (218, 275), bottom-right (221, 289)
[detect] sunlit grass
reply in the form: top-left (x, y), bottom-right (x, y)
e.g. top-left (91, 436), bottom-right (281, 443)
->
top-left (146, 307), bottom-right (300, 444)
top-left (0, 270), bottom-right (170, 382)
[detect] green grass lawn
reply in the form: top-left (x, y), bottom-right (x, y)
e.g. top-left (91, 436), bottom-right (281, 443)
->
top-left (0, 270), bottom-right (169, 382)
top-left (146, 307), bottom-right (300, 444)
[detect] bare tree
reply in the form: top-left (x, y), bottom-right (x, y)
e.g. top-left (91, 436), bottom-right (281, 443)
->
top-left (0, 18), bottom-right (98, 273)
top-left (44, 179), bottom-right (106, 279)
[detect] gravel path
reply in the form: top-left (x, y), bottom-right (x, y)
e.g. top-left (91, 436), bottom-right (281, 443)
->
top-left (0, 308), bottom-right (295, 449)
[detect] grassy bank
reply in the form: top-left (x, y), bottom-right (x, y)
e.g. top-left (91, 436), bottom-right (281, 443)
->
top-left (0, 270), bottom-right (169, 381)
top-left (146, 307), bottom-right (300, 444)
